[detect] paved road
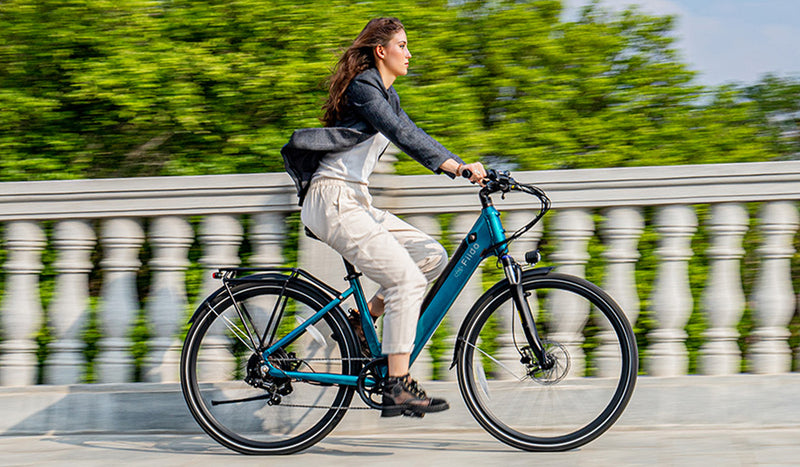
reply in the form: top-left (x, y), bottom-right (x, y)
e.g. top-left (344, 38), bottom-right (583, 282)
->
top-left (2, 427), bottom-right (798, 466)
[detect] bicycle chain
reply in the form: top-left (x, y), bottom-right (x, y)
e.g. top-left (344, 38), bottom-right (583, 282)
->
top-left (262, 355), bottom-right (375, 411)
top-left (269, 356), bottom-right (371, 363)
top-left (271, 403), bottom-right (371, 410)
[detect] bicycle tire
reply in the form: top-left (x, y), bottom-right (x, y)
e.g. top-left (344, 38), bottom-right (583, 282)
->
top-left (180, 276), bottom-right (359, 455)
top-left (456, 271), bottom-right (637, 452)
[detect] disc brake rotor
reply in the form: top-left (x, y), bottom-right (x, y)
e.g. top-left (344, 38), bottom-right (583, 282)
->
top-left (523, 340), bottom-right (570, 385)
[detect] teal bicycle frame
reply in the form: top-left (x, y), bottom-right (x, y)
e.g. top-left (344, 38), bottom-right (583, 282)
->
top-left (258, 202), bottom-right (509, 387)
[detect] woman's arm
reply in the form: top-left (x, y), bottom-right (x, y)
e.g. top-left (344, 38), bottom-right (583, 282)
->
top-left (347, 71), bottom-right (487, 183)
top-left (348, 72), bottom-right (464, 175)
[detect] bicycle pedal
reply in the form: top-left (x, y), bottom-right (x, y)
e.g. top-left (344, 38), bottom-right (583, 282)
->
top-left (402, 409), bottom-right (425, 419)
top-left (379, 406), bottom-right (425, 418)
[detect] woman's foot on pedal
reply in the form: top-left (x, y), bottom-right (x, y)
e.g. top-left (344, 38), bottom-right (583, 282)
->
top-left (347, 309), bottom-right (374, 357)
top-left (381, 374), bottom-right (449, 418)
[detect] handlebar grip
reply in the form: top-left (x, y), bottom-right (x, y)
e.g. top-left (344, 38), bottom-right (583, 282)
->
top-left (461, 168), bottom-right (472, 179)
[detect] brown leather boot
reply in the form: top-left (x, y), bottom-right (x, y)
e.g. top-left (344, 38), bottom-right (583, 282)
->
top-left (381, 374), bottom-right (449, 418)
top-left (347, 309), bottom-right (374, 357)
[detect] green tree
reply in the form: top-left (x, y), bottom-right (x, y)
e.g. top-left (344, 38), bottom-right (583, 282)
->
top-left (744, 74), bottom-right (800, 160)
top-left (0, 0), bottom-right (794, 181)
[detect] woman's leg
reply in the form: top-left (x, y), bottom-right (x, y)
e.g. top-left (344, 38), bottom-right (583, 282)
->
top-left (302, 181), bottom-right (427, 356)
top-left (387, 353), bottom-right (410, 377)
top-left (367, 296), bottom-right (385, 317)
top-left (365, 209), bottom-right (448, 377)
top-left (366, 209), bottom-right (449, 312)
top-left (302, 180), bottom-right (449, 415)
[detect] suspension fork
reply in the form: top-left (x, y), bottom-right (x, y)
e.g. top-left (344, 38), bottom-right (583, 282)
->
top-left (501, 255), bottom-right (554, 370)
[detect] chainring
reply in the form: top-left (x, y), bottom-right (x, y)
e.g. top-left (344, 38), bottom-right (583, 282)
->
top-left (356, 357), bottom-right (388, 409)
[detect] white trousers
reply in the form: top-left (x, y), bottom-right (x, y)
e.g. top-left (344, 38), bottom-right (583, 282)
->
top-left (301, 178), bottom-right (448, 354)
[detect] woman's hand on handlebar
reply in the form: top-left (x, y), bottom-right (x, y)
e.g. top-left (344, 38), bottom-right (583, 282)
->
top-left (458, 162), bottom-right (487, 185)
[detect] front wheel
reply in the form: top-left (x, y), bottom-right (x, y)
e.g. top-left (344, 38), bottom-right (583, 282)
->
top-left (456, 271), bottom-right (637, 451)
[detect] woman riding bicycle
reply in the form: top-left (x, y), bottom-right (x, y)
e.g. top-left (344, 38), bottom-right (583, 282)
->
top-left (282, 17), bottom-right (486, 417)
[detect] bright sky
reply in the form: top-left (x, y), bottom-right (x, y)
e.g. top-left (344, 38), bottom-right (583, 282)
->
top-left (564, 0), bottom-right (800, 86)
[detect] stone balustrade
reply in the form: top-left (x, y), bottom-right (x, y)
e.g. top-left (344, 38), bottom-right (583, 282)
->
top-left (1, 161), bottom-right (800, 386)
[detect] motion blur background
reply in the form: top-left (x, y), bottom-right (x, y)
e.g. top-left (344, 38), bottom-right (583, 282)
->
top-left (2, 0), bottom-right (798, 182)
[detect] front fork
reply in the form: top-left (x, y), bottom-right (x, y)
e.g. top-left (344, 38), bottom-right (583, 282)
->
top-left (501, 255), bottom-right (554, 370)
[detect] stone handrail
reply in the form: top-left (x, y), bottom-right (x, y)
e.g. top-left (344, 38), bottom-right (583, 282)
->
top-left (1, 161), bottom-right (799, 386)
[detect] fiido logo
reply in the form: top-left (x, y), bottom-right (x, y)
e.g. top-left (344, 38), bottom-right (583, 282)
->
top-left (454, 240), bottom-right (481, 278)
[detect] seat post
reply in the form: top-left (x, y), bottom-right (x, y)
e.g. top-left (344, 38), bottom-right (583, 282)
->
top-left (342, 258), bottom-right (362, 281)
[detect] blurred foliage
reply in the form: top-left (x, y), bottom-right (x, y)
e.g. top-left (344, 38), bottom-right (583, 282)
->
top-left (0, 0), bottom-right (797, 182)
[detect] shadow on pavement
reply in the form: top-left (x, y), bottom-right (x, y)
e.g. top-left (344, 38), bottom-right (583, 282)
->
top-left (44, 431), bottom-right (514, 458)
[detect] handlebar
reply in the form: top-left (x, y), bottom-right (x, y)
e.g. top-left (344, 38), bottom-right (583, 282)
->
top-left (463, 168), bottom-right (548, 203)
top-left (461, 167), bottom-right (551, 254)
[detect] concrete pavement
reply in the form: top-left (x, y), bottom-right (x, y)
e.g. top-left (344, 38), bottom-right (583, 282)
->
top-left (4, 375), bottom-right (800, 435)
top-left (3, 375), bottom-right (800, 466)
top-left (2, 427), bottom-right (799, 466)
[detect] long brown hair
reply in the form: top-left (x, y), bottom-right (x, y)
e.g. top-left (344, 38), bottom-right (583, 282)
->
top-left (321, 17), bottom-right (404, 127)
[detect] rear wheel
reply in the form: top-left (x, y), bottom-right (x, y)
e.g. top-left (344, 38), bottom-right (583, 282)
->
top-left (457, 272), bottom-right (637, 451)
top-left (180, 278), bottom-right (360, 455)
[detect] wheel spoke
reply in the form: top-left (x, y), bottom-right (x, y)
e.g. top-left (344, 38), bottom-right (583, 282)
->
top-left (460, 337), bottom-right (525, 382)
top-left (207, 300), bottom-right (256, 354)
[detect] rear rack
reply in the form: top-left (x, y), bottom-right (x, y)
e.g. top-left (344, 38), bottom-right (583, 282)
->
top-left (212, 267), bottom-right (343, 299)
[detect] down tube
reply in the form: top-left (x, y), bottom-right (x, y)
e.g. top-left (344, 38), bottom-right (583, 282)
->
top-left (410, 212), bottom-right (502, 366)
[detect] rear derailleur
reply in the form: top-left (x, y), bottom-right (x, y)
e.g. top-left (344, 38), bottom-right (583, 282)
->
top-left (244, 350), bottom-right (300, 405)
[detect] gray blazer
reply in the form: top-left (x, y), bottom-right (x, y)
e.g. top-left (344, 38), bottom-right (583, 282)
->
top-left (282, 67), bottom-right (464, 205)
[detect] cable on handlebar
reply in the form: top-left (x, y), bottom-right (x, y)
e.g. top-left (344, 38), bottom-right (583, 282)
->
top-left (472, 169), bottom-right (551, 256)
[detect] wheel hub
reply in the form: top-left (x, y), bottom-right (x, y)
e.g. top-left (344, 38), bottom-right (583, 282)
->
top-left (244, 350), bottom-right (298, 403)
top-left (521, 340), bottom-right (570, 385)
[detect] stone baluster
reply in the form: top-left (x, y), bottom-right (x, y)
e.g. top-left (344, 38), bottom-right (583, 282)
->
top-left (246, 213), bottom-right (286, 358)
top-left (597, 207), bottom-right (644, 377)
top-left (199, 215), bottom-right (244, 299)
top-left (601, 207), bottom-right (644, 327)
top-left (249, 212), bottom-right (286, 268)
top-left (507, 210), bottom-right (545, 262)
top-left (46, 220), bottom-right (96, 385)
top-left (196, 215), bottom-right (244, 380)
top-left (699, 203), bottom-right (748, 375)
top-left (404, 213), bottom-right (442, 382)
top-left (647, 205), bottom-right (697, 376)
top-left (494, 210), bottom-right (544, 379)
top-left (749, 201), bottom-right (798, 374)
top-left (95, 218), bottom-right (144, 383)
top-left (549, 209), bottom-right (595, 377)
top-left (0, 222), bottom-right (46, 386)
top-left (143, 217), bottom-right (193, 383)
